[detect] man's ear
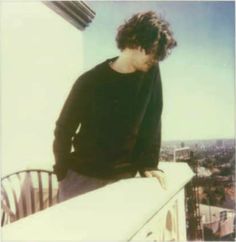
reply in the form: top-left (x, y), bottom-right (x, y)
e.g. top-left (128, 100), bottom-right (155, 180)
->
top-left (137, 46), bottom-right (146, 54)
top-left (137, 46), bottom-right (142, 51)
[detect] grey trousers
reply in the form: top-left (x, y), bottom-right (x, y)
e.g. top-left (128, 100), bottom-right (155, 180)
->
top-left (58, 169), bottom-right (136, 202)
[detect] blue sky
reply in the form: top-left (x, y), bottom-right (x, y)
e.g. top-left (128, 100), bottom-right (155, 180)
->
top-left (83, 1), bottom-right (235, 141)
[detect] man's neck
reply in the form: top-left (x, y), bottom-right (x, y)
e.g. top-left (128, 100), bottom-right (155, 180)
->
top-left (110, 50), bottom-right (136, 74)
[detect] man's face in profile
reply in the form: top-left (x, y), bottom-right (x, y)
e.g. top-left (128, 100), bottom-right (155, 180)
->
top-left (132, 46), bottom-right (158, 72)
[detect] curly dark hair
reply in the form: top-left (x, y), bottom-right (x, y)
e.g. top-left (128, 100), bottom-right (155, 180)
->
top-left (116, 11), bottom-right (177, 61)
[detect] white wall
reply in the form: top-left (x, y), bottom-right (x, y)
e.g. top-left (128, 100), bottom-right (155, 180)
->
top-left (1, 2), bottom-right (84, 175)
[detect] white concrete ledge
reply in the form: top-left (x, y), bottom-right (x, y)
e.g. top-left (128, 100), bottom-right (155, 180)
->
top-left (2, 162), bottom-right (194, 241)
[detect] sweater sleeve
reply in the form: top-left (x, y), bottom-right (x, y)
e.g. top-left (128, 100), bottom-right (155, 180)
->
top-left (131, 64), bottom-right (163, 175)
top-left (53, 74), bottom-right (91, 181)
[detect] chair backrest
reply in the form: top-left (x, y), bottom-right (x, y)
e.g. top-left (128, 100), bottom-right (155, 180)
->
top-left (1, 169), bottom-right (59, 226)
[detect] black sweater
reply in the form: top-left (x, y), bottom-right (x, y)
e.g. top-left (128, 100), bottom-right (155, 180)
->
top-left (53, 57), bottom-right (163, 180)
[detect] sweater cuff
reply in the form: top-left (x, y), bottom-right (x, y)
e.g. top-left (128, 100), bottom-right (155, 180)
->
top-left (53, 163), bottom-right (68, 181)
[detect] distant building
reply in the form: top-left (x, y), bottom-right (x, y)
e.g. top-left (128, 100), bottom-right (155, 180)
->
top-left (173, 147), bottom-right (191, 162)
top-left (197, 167), bottom-right (212, 177)
top-left (216, 139), bottom-right (224, 148)
top-left (200, 144), bottom-right (206, 150)
top-left (200, 204), bottom-right (235, 240)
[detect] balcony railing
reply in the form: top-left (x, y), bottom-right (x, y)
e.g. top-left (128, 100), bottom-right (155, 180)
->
top-left (2, 162), bottom-right (194, 241)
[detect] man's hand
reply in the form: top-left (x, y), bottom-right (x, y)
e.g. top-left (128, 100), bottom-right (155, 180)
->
top-left (144, 170), bottom-right (167, 190)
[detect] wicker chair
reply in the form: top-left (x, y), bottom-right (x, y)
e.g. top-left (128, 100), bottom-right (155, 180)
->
top-left (1, 169), bottom-right (59, 226)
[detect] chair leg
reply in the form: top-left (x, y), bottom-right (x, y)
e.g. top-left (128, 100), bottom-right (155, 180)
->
top-left (1, 211), bottom-right (5, 226)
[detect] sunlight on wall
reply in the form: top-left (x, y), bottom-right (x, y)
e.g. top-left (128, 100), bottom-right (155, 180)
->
top-left (1, 2), bottom-right (84, 175)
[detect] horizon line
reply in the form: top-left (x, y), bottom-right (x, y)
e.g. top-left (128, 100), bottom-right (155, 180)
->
top-left (163, 137), bottom-right (235, 142)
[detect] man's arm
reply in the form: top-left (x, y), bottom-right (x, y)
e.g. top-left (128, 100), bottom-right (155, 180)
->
top-left (53, 74), bottom-right (91, 181)
top-left (131, 64), bottom-right (166, 188)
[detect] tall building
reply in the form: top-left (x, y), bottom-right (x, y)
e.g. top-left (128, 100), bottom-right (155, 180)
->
top-left (174, 148), bottom-right (203, 240)
top-left (216, 139), bottom-right (224, 148)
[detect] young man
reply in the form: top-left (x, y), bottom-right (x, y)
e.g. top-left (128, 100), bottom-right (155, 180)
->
top-left (53, 11), bottom-right (177, 202)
